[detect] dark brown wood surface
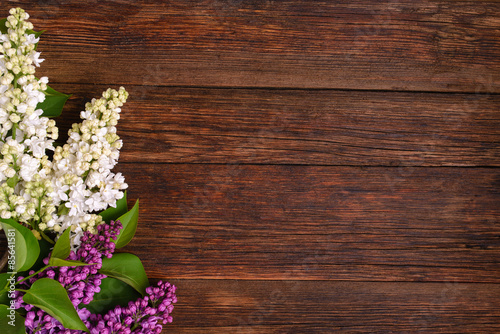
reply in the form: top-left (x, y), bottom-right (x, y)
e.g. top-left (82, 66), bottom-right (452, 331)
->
top-left (4, 0), bottom-right (500, 332)
top-left (31, 1), bottom-right (500, 92)
top-left (58, 84), bottom-right (500, 166)
top-left (124, 164), bottom-right (500, 283)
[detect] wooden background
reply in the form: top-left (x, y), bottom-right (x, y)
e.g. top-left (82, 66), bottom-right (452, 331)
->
top-left (4, 0), bottom-right (500, 332)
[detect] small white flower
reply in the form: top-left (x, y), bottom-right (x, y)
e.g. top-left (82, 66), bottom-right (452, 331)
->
top-left (54, 157), bottom-right (73, 174)
top-left (24, 136), bottom-right (53, 158)
top-left (51, 178), bottom-right (69, 203)
top-left (86, 170), bottom-right (105, 188)
top-left (15, 205), bottom-right (26, 214)
top-left (66, 201), bottom-right (82, 217)
top-left (24, 34), bottom-right (39, 46)
top-left (1, 210), bottom-right (12, 219)
top-left (16, 103), bottom-right (28, 114)
top-left (19, 155), bottom-right (40, 182)
top-left (29, 51), bottom-right (44, 67)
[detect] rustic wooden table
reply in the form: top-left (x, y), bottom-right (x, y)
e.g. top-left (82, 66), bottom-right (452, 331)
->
top-left (7, 0), bottom-right (500, 332)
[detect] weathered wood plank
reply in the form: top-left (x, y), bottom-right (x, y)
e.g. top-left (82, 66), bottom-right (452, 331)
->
top-left (119, 164), bottom-right (500, 282)
top-left (10, 0), bottom-right (500, 91)
top-left (0, 3), bottom-right (497, 333)
top-left (51, 84), bottom-right (500, 166)
top-left (163, 279), bottom-right (500, 333)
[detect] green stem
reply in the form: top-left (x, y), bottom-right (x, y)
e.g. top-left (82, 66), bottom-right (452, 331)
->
top-left (11, 154), bottom-right (18, 170)
top-left (15, 265), bottom-right (50, 286)
top-left (40, 231), bottom-right (55, 245)
top-left (0, 272), bottom-right (16, 295)
top-left (13, 73), bottom-right (19, 90)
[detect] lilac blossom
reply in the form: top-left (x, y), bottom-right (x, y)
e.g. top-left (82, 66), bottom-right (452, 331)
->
top-left (13, 220), bottom-right (177, 333)
top-left (87, 280), bottom-right (177, 334)
top-left (14, 221), bottom-right (121, 333)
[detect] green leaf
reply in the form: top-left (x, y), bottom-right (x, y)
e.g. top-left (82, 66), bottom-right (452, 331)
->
top-left (99, 191), bottom-right (128, 224)
top-left (31, 238), bottom-right (53, 272)
top-left (0, 219), bottom-right (40, 272)
top-left (22, 278), bottom-right (89, 332)
top-left (99, 253), bottom-right (149, 296)
top-left (6, 174), bottom-right (18, 188)
top-left (114, 199), bottom-right (139, 249)
top-left (28, 29), bottom-right (44, 39)
top-left (48, 228), bottom-right (92, 266)
top-left (0, 293), bottom-right (7, 306)
top-left (48, 258), bottom-right (91, 267)
top-left (0, 304), bottom-right (25, 334)
top-left (0, 273), bottom-right (14, 305)
top-left (37, 85), bottom-right (71, 118)
top-left (0, 18), bottom-right (6, 34)
top-left (49, 228), bottom-right (71, 261)
top-left (82, 277), bottom-right (141, 314)
top-left (57, 204), bottom-right (70, 216)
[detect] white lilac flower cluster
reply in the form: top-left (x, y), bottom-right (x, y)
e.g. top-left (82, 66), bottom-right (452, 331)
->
top-left (0, 8), bottom-right (128, 246)
top-left (51, 87), bottom-right (129, 239)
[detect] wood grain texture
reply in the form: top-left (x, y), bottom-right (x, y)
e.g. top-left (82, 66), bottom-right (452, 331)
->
top-left (118, 164), bottom-right (500, 282)
top-left (51, 83), bottom-right (500, 166)
top-left (164, 279), bottom-right (500, 333)
top-left (9, 0), bottom-right (500, 91)
top-left (1, 1), bottom-right (499, 332)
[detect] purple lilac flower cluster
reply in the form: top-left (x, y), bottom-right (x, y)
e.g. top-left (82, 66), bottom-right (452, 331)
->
top-left (13, 220), bottom-right (177, 334)
top-left (86, 280), bottom-right (177, 334)
top-left (15, 220), bottom-right (122, 333)
top-left (21, 281), bottom-right (177, 334)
